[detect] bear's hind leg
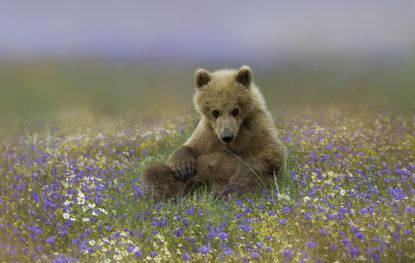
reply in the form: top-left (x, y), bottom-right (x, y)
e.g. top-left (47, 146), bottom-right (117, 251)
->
top-left (143, 164), bottom-right (185, 200)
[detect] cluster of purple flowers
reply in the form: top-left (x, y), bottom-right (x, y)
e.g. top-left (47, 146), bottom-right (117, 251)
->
top-left (0, 111), bottom-right (414, 262)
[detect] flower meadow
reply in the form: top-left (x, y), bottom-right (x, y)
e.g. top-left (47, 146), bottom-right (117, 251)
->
top-left (1, 109), bottom-right (414, 262)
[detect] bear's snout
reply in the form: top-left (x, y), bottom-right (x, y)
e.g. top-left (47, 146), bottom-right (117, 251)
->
top-left (220, 128), bottom-right (235, 143)
top-left (221, 135), bottom-right (234, 143)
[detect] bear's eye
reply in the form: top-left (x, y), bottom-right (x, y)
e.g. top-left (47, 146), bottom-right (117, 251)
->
top-left (212, 110), bottom-right (220, 119)
top-left (232, 108), bottom-right (240, 117)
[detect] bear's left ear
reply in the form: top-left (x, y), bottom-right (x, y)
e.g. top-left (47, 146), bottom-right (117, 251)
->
top-left (194, 68), bottom-right (211, 88)
top-left (236, 65), bottom-right (252, 87)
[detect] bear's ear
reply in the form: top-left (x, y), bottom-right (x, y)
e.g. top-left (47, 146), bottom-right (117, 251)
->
top-left (194, 68), bottom-right (211, 88)
top-left (236, 65), bottom-right (252, 87)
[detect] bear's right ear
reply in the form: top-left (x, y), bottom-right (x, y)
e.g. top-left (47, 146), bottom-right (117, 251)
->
top-left (194, 68), bottom-right (211, 88)
top-left (236, 65), bottom-right (252, 87)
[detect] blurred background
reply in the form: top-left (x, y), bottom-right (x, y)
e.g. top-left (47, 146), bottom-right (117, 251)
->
top-left (1, 0), bottom-right (414, 123)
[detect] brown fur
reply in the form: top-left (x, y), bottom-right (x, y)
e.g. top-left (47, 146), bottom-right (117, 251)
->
top-left (143, 65), bottom-right (284, 200)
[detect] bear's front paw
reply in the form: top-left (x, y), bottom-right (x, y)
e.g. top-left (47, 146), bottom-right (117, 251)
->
top-left (169, 146), bottom-right (196, 182)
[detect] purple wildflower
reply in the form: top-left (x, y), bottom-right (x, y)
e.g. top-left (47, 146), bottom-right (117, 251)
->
top-left (127, 245), bottom-right (136, 252)
top-left (218, 232), bottom-right (228, 239)
top-left (199, 245), bottom-right (210, 254)
top-left (348, 246), bottom-right (360, 257)
top-left (306, 241), bottom-right (316, 249)
top-left (239, 224), bottom-right (252, 232)
top-left (355, 231), bottom-right (365, 241)
top-left (342, 238), bottom-right (351, 246)
top-left (182, 253), bottom-right (190, 261)
top-left (175, 227), bottom-right (183, 237)
top-left (329, 243), bottom-right (337, 251)
top-left (256, 241), bottom-right (263, 248)
top-left (251, 251), bottom-right (260, 258)
top-left (283, 249), bottom-right (293, 259)
top-left (45, 236), bottom-right (55, 244)
top-left (224, 247), bottom-right (233, 255)
top-left (32, 192), bottom-right (40, 202)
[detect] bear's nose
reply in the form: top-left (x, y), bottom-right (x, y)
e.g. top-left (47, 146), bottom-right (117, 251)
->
top-left (221, 135), bottom-right (234, 143)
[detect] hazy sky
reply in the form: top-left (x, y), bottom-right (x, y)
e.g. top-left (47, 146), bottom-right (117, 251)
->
top-left (1, 0), bottom-right (414, 62)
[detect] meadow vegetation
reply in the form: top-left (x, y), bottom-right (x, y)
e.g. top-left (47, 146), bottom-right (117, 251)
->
top-left (0, 62), bottom-right (414, 262)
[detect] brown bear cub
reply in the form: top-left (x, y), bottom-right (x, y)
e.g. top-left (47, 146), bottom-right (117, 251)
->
top-left (143, 65), bottom-right (284, 200)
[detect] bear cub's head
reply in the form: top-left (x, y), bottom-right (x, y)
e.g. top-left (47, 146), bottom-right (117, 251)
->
top-left (193, 65), bottom-right (260, 144)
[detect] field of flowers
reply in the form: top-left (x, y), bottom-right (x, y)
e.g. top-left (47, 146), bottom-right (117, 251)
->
top-left (1, 108), bottom-right (414, 262)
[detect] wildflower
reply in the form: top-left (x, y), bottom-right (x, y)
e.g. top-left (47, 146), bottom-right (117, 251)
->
top-left (182, 253), bottom-right (190, 261)
top-left (45, 236), bottom-right (56, 244)
top-left (127, 245), bottom-right (136, 253)
top-left (244, 207), bottom-right (252, 213)
top-left (224, 247), bottom-right (233, 255)
top-left (256, 241), bottom-right (263, 248)
top-left (360, 208), bottom-right (369, 214)
top-left (239, 224), bottom-right (252, 232)
top-left (283, 205), bottom-right (291, 213)
top-left (277, 193), bottom-right (291, 201)
top-left (175, 227), bottom-right (183, 237)
top-left (319, 228), bottom-right (328, 236)
top-left (218, 232), bottom-right (228, 239)
top-left (306, 241), bottom-right (317, 249)
top-left (341, 238), bottom-right (351, 246)
top-left (184, 207), bottom-right (195, 215)
top-left (355, 232), bottom-right (365, 241)
top-left (152, 217), bottom-right (168, 227)
top-left (32, 192), bottom-right (40, 202)
top-left (282, 249), bottom-right (293, 259)
top-left (235, 212), bottom-right (244, 219)
top-left (251, 251), bottom-right (260, 258)
top-left (329, 243), bottom-right (337, 251)
top-left (199, 245), bottom-right (209, 254)
top-left (206, 231), bottom-right (215, 239)
top-left (134, 251), bottom-right (143, 257)
top-left (348, 246), bottom-right (360, 257)
top-left (113, 254), bottom-right (122, 261)
top-left (278, 218), bottom-right (287, 225)
top-left (62, 213), bottom-right (70, 219)
top-left (88, 240), bottom-right (96, 246)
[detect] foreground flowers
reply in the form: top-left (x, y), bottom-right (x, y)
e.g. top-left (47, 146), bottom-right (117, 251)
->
top-left (0, 109), bottom-right (414, 262)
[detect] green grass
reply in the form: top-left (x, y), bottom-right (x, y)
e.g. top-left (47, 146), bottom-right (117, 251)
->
top-left (0, 60), bottom-right (414, 262)
top-left (0, 107), bottom-right (414, 262)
